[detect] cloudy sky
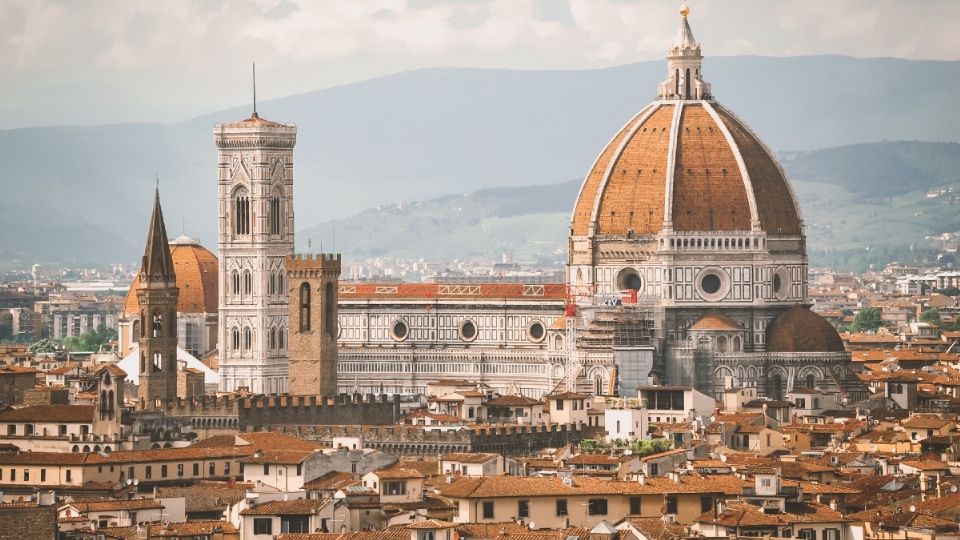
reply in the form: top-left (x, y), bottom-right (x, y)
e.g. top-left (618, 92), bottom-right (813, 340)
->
top-left (1, 0), bottom-right (956, 129)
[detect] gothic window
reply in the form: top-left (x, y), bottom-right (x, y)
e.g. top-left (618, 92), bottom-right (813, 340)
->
top-left (269, 195), bottom-right (282, 235)
top-left (278, 327), bottom-right (286, 350)
top-left (278, 273), bottom-right (285, 295)
top-left (733, 335), bottom-right (742, 352)
top-left (805, 374), bottom-right (816, 389)
top-left (232, 327), bottom-right (240, 351)
top-left (232, 271), bottom-right (240, 297)
top-left (233, 190), bottom-right (250, 235)
top-left (268, 273), bottom-right (276, 295)
top-left (243, 328), bottom-right (252, 351)
top-left (153, 352), bottom-right (162, 371)
top-left (270, 327), bottom-right (277, 350)
top-left (324, 282), bottom-right (335, 337)
top-left (132, 319), bottom-right (140, 342)
top-left (594, 375), bottom-right (603, 396)
top-left (300, 283), bottom-right (311, 332)
top-left (685, 68), bottom-right (691, 99)
top-left (152, 312), bottom-right (163, 338)
top-left (674, 68), bottom-right (679, 96)
top-left (243, 271), bottom-right (252, 296)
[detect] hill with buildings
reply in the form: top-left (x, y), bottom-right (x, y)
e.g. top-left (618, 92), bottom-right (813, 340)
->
top-left (301, 141), bottom-right (960, 271)
top-left (1, 56), bottom-right (959, 264)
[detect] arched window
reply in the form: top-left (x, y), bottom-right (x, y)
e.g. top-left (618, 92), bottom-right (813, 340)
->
top-left (277, 273), bottom-right (285, 295)
top-left (685, 67), bottom-right (691, 99)
top-left (771, 374), bottom-right (784, 400)
top-left (232, 327), bottom-right (240, 351)
top-left (234, 190), bottom-right (250, 235)
top-left (300, 283), bottom-right (311, 332)
top-left (232, 271), bottom-right (240, 296)
top-left (674, 68), bottom-right (679, 97)
top-left (733, 335), bottom-right (742, 352)
top-left (278, 327), bottom-right (285, 350)
top-left (132, 319), bottom-right (140, 342)
top-left (324, 282), bottom-right (336, 337)
top-left (270, 327), bottom-right (277, 350)
top-left (269, 195), bottom-right (282, 235)
top-left (243, 327), bottom-right (252, 351)
top-left (243, 271), bottom-right (252, 296)
top-left (716, 336), bottom-right (728, 352)
top-left (151, 311), bottom-right (163, 338)
top-left (805, 374), bottom-right (816, 389)
top-left (153, 352), bottom-right (162, 371)
top-left (594, 375), bottom-right (603, 396)
top-left (268, 272), bottom-right (276, 295)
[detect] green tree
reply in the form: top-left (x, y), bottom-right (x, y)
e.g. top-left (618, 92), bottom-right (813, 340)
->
top-left (61, 323), bottom-right (118, 352)
top-left (919, 309), bottom-right (942, 325)
top-left (935, 286), bottom-right (960, 297)
top-left (631, 438), bottom-right (672, 457)
top-left (852, 307), bottom-right (883, 332)
top-left (28, 338), bottom-right (60, 353)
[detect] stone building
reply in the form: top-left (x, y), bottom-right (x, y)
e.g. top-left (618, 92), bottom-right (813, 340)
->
top-left (287, 253), bottom-right (342, 397)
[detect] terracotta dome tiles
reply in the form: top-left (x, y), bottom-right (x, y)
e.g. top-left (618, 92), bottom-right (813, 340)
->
top-left (766, 307), bottom-right (845, 353)
top-left (595, 104), bottom-right (675, 236)
top-left (714, 105), bottom-right (801, 237)
top-left (571, 106), bottom-right (653, 237)
top-left (671, 104), bottom-right (751, 232)
top-left (570, 100), bottom-right (803, 240)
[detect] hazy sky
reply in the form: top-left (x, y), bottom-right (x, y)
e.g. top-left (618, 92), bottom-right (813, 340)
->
top-left (1, 0), bottom-right (957, 129)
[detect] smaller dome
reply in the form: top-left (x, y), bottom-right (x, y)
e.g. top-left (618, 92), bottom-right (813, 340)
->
top-left (691, 313), bottom-right (742, 332)
top-left (122, 241), bottom-right (218, 317)
top-left (766, 307), bottom-right (845, 353)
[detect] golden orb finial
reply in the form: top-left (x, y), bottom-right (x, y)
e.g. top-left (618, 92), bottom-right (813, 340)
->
top-left (680, 1), bottom-right (690, 17)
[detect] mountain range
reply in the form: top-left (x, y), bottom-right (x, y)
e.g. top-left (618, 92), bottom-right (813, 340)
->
top-left (1, 56), bottom-right (958, 266)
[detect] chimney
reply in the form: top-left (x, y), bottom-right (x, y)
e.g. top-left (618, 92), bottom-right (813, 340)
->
top-left (638, 474), bottom-right (646, 485)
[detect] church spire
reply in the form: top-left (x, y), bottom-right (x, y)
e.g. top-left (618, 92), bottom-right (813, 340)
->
top-left (657, 2), bottom-right (712, 101)
top-left (141, 186), bottom-right (177, 285)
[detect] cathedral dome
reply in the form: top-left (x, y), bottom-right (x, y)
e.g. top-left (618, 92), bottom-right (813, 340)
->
top-left (122, 238), bottom-right (218, 317)
top-left (570, 12), bottom-right (802, 240)
top-left (766, 307), bottom-right (845, 353)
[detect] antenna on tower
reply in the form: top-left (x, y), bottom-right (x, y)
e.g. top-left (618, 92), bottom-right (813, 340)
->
top-left (155, 172), bottom-right (159, 190)
top-left (252, 61), bottom-right (258, 117)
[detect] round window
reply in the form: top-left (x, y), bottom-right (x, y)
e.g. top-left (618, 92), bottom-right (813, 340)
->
top-left (528, 321), bottom-right (545, 342)
top-left (391, 320), bottom-right (408, 341)
top-left (460, 320), bottom-right (477, 341)
top-left (772, 266), bottom-right (791, 301)
top-left (616, 268), bottom-right (643, 292)
top-left (701, 274), bottom-right (721, 294)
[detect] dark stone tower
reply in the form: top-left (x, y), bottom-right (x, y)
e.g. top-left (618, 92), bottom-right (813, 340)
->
top-left (137, 188), bottom-right (179, 408)
top-left (287, 253), bottom-right (341, 396)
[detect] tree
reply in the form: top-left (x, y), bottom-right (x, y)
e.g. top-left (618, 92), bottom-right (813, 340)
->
top-left (934, 286), bottom-right (960, 297)
top-left (852, 307), bottom-right (883, 332)
top-left (919, 309), bottom-right (942, 325)
top-left (28, 338), bottom-right (60, 353)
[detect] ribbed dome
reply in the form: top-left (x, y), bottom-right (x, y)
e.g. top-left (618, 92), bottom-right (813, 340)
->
top-left (766, 307), bottom-right (845, 353)
top-left (122, 241), bottom-right (218, 317)
top-left (571, 101), bottom-right (802, 238)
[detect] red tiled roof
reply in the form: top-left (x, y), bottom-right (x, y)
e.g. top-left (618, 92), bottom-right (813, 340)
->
top-left (0, 405), bottom-right (93, 423)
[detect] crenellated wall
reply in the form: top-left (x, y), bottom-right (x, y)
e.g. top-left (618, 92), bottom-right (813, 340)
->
top-left (257, 422), bottom-right (603, 456)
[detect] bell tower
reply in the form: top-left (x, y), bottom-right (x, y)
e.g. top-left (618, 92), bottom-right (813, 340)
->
top-left (137, 188), bottom-right (179, 408)
top-left (214, 108), bottom-right (297, 395)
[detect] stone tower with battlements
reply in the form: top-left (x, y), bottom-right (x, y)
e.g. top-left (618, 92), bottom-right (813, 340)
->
top-left (287, 253), bottom-right (341, 396)
top-left (214, 111), bottom-right (297, 395)
top-left (137, 189), bottom-right (180, 408)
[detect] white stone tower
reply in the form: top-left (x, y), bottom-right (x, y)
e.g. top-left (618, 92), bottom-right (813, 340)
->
top-left (214, 109), bottom-right (297, 394)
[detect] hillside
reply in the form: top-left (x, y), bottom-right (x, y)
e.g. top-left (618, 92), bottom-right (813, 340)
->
top-left (301, 141), bottom-right (960, 271)
top-left (1, 56), bottom-right (959, 263)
